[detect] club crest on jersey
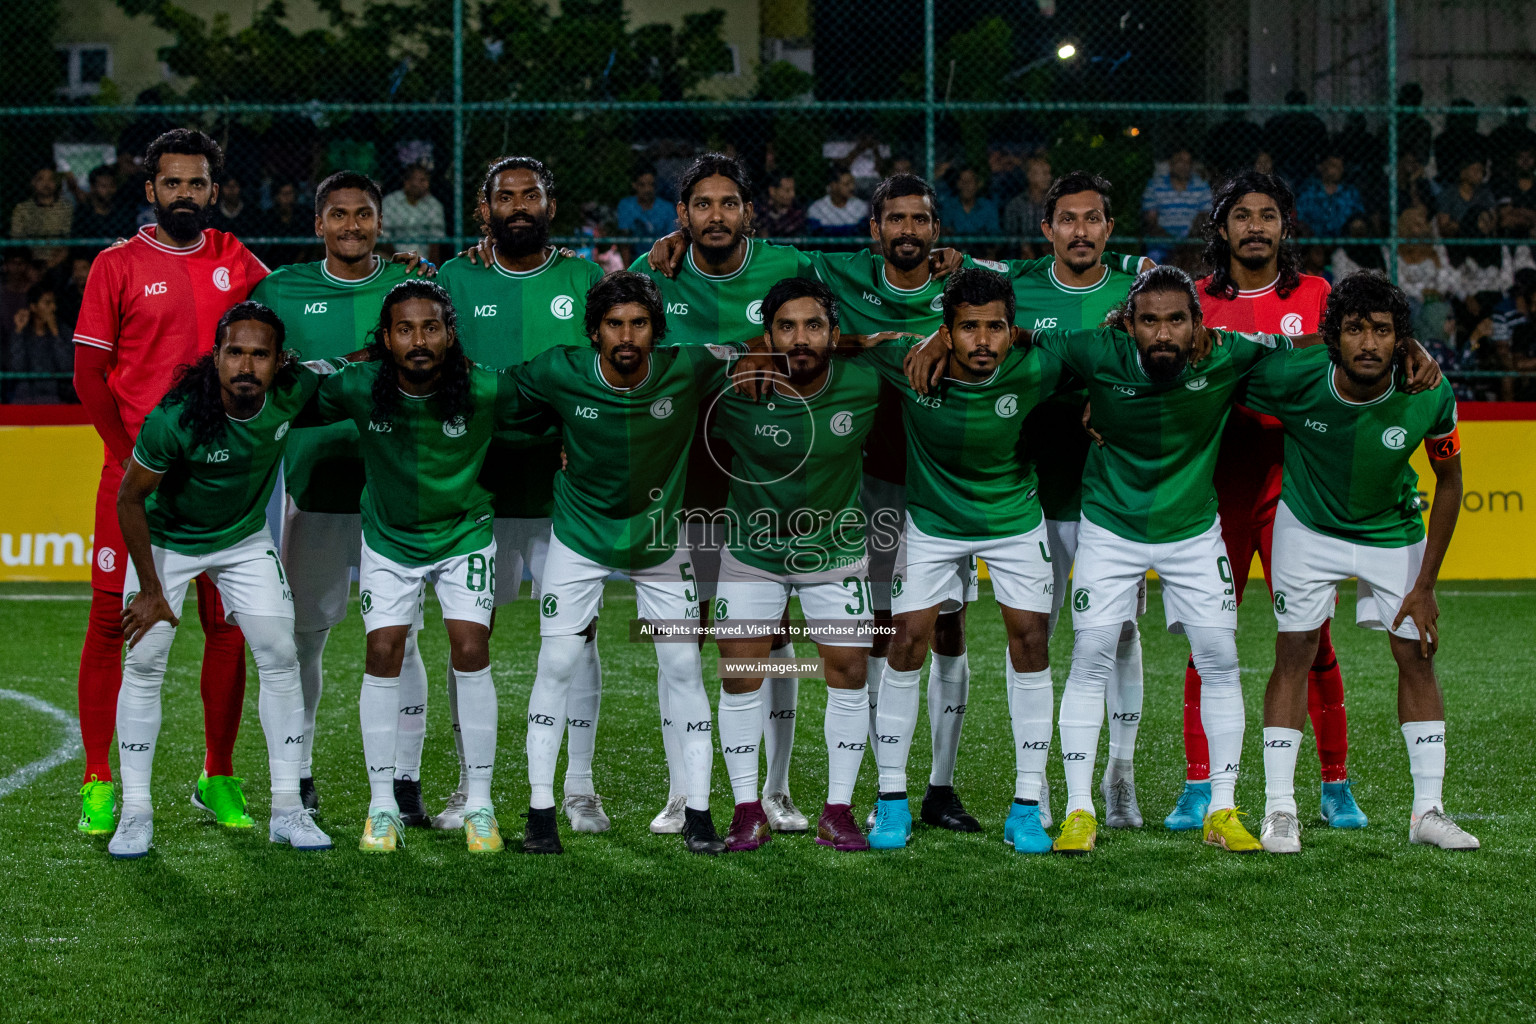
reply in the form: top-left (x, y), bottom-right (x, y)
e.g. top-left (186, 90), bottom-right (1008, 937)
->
top-left (650, 397), bottom-right (674, 419)
top-left (96, 546), bottom-right (117, 572)
top-left (550, 295), bottom-right (575, 320)
top-left (830, 411), bottom-right (855, 436)
top-left (1274, 591), bottom-right (1287, 614)
top-left (1072, 588), bottom-right (1090, 611)
top-left (274, 422), bottom-right (290, 441)
top-left (746, 300), bottom-right (764, 324)
top-left (1280, 312), bottom-right (1305, 335)
top-left (541, 594), bottom-right (558, 617)
top-left (1185, 376), bottom-right (1209, 391)
top-left (1381, 426), bottom-right (1407, 450)
top-left (443, 416), bottom-right (468, 438)
top-left (994, 395), bottom-right (1019, 418)
top-left (929, 295), bottom-right (944, 311)
top-left (212, 267), bottom-right (232, 292)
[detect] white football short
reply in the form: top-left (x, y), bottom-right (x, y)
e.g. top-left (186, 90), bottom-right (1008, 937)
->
top-left (1070, 516), bottom-right (1235, 634)
top-left (359, 537), bottom-right (495, 632)
top-left (893, 517), bottom-right (1038, 615)
top-left (712, 547), bottom-right (874, 648)
top-left (539, 530), bottom-right (701, 637)
top-left (1044, 517), bottom-right (1145, 636)
top-left (492, 516), bottom-right (551, 606)
top-left (1271, 501), bottom-right (1427, 640)
top-left (124, 529), bottom-right (294, 626)
top-left (281, 499), bottom-right (362, 632)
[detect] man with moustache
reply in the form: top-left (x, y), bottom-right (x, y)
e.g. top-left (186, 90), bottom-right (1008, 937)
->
top-left (72, 129), bottom-right (270, 836)
top-left (433, 156), bottom-right (609, 834)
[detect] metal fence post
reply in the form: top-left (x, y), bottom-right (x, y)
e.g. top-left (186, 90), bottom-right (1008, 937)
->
top-left (923, 0), bottom-right (935, 181)
top-left (1386, 0), bottom-right (1399, 284)
top-left (453, 0), bottom-right (466, 248)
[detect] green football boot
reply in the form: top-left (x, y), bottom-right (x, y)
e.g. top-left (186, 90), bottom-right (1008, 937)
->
top-left (191, 772), bottom-right (255, 828)
top-left (78, 776), bottom-right (117, 835)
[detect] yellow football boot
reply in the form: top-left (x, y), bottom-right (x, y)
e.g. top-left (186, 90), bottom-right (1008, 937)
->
top-left (1052, 809), bottom-right (1097, 856)
top-left (464, 808), bottom-right (504, 853)
top-left (359, 809), bottom-right (403, 853)
top-left (1203, 807), bottom-right (1262, 853)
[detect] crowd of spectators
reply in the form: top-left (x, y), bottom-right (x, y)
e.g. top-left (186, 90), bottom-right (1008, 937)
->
top-left (6, 87), bottom-right (1536, 402)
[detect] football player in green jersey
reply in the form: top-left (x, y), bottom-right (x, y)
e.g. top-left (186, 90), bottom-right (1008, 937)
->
top-left (861, 269), bottom-right (1073, 853)
top-left (708, 278), bottom-right (883, 853)
top-left (630, 153), bottom-right (820, 833)
top-left (309, 281), bottom-right (541, 856)
top-left (434, 157), bottom-right (609, 835)
top-left (251, 171), bottom-right (433, 826)
top-left (1011, 171), bottom-right (1149, 830)
top-left (110, 302), bottom-right (334, 857)
top-left (512, 271), bottom-right (760, 856)
top-left (1246, 273), bottom-right (1477, 853)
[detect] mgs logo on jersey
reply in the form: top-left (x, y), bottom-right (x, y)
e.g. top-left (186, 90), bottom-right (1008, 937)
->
top-left (830, 411), bottom-right (855, 436)
top-left (549, 295), bottom-right (575, 320)
top-left (1381, 426), bottom-right (1408, 450)
top-left (995, 395), bottom-right (1019, 418)
top-left (650, 398), bottom-right (674, 420)
top-left (442, 416), bottom-right (468, 438)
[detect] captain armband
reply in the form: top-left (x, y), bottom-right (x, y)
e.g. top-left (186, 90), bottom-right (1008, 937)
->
top-left (1426, 427), bottom-right (1460, 461)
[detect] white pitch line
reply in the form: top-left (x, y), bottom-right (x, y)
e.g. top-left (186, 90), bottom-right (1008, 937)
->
top-left (0, 689), bottom-right (81, 800)
top-left (1438, 590), bottom-right (1536, 597)
top-left (0, 594), bottom-right (91, 601)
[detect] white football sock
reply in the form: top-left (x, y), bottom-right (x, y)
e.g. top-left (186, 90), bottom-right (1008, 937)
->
top-left (1262, 727), bottom-right (1303, 817)
top-left (562, 636), bottom-right (602, 798)
top-left (1059, 626), bottom-right (1117, 817)
top-left (446, 661), bottom-right (469, 791)
top-left (657, 665), bottom-right (684, 799)
top-left (824, 685), bottom-right (868, 806)
top-left (1007, 658), bottom-right (1053, 802)
top-left (242, 615), bottom-right (304, 813)
top-left (1401, 720), bottom-right (1447, 817)
top-left (393, 631), bottom-right (428, 781)
top-left (1107, 620), bottom-right (1144, 763)
top-left (874, 665), bottom-right (922, 794)
top-left (454, 664), bottom-right (497, 812)
top-left (359, 672), bottom-right (400, 813)
top-left (1187, 625), bottom-right (1244, 813)
top-left (865, 654), bottom-right (886, 742)
top-left (928, 651), bottom-right (969, 787)
top-left (526, 635), bottom-right (583, 810)
top-left (717, 686), bottom-right (763, 805)
top-left (655, 640), bottom-right (713, 811)
top-left (761, 643), bottom-right (798, 796)
top-left (118, 620), bottom-right (175, 813)
top-left (293, 627), bottom-right (328, 777)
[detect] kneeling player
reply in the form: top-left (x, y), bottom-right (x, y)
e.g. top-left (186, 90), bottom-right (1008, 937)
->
top-left (866, 268), bottom-right (1071, 852)
top-left (309, 281), bottom-right (538, 854)
top-left (110, 303), bottom-right (333, 857)
top-left (1248, 272), bottom-right (1476, 852)
top-left (709, 278), bottom-right (882, 852)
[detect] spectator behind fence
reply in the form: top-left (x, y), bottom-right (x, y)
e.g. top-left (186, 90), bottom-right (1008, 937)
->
top-left (211, 173), bottom-right (259, 236)
top-left (1329, 214), bottom-right (1387, 281)
top-left (939, 167), bottom-right (1000, 237)
top-left (1437, 156), bottom-right (1497, 236)
top-left (1393, 205), bottom-right (1456, 303)
top-left (259, 180), bottom-right (307, 267)
top-left (1003, 155), bottom-right (1052, 253)
top-left (1, 282), bottom-right (75, 404)
top-left (1494, 142), bottom-right (1536, 237)
top-left (381, 163), bottom-right (446, 262)
top-left (51, 251), bottom-right (92, 326)
top-left (1, 249), bottom-right (37, 329)
top-left (1435, 99), bottom-right (1488, 182)
top-left (1450, 204), bottom-right (1536, 298)
top-left (71, 165), bottom-right (133, 242)
top-left (614, 167), bottom-right (676, 247)
top-left (1396, 83), bottom-right (1434, 165)
top-left (1264, 90), bottom-right (1330, 184)
top-left (1398, 150), bottom-right (1440, 216)
top-left (1204, 88), bottom-right (1264, 179)
top-left (1296, 150), bottom-right (1366, 238)
top-left (755, 172), bottom-right (805, 238)
top-left (1489, 97), bottom-right (1536, 183)
top-left (1140, 146), bottom-right (1212, 240)
top-left (10, 167), bottom-right (72, 268)
top-left (806, 166), bottom-right (869, 236)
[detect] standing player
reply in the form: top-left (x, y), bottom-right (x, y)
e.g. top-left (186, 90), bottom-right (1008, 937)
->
top-left (109, 303), bottom-right (334, 857)
top-left (708, 278), bottom-right (881, 853)
top-left (513, 272), bottom-right (758, 856)
top-left (307, 281), bottom-right (538, 854)
top-left (1008, 171), bottom-right (1148, 829)
top-left (1168, 172), bottom-right (1361, 832)
top-left (864, 269), bottom-right (1069, 853)
top-left (72, 129), bottom-right (268, 834)
top-left (250, 171), bottom-right (429, 823)
top-left (1246, 273), bottom-right (1477, 853)
top-left (434, 156), bottom-right (607, 834)
top-left (630, 153), bottom-right (818, 834)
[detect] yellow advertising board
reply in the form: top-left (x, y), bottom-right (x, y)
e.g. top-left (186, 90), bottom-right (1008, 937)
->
top-left (1, 414), bottom-right (1533, 583)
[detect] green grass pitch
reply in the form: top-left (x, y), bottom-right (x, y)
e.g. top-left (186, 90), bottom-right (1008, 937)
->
top-left (1, 579), bottom-right (1533, 1022)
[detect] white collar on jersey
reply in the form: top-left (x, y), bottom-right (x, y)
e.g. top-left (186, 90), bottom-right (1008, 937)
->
top-left (320, 255), bottom-right (385, 286)
top-left (592, 350), bottom-right (653, 393)
top-left (136, 224), bottom-right (208, 256)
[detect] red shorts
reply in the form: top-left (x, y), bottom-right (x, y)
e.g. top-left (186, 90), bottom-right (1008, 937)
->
top-left (1213, 410), bottom-right (1284, 606)
top-left (92, 462), bottom-right (127, 592)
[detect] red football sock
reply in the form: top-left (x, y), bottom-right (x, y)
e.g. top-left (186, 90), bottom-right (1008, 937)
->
top-left (79, 587), bottom-right (125, 784)
top-left (1307, 620), bottom-right (1349, 783)
top-left (195, 575), bottom-right (247, 778)
top-left (1182, 654), bottom-right (1211, 782)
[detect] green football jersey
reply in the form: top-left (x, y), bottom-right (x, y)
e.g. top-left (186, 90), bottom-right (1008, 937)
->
top-left (1007, 256), bottom-right (1139, 521)
top-left (310, 361), bottom-right (538, 566)
top-left (250, 257), bottom-right (411, 514)
top-left (1242, 346), bottom-right (1458, 547)
top-left (510, 343), bottom-right (742, 572)
top-left (710, 356), bottom-right (882, 575)
top-left (859, 339), bottom-right (1070, 541)
top-left (1034, 327), bottom-right (1288, 544)
top-left (134, 366), bottom-right (328, 555)
top-left (437, 248), bottom-right (604, 519)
